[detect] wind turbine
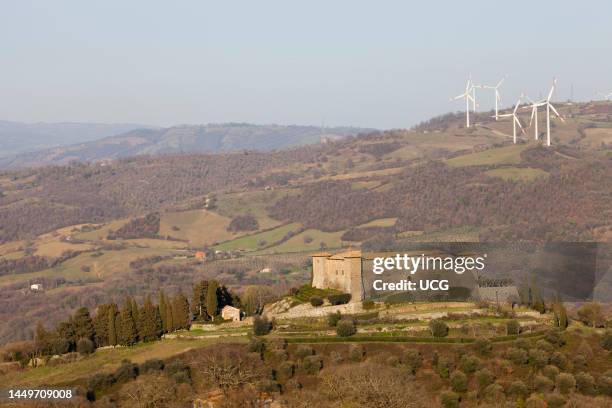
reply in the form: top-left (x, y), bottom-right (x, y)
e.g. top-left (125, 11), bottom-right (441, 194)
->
top-left (498, 95), bottom-right (525, 144)
top-left (542, 78), bottom-right (565, 147)
top-left (483, 76), bottom-right (506, 120)
top-left (451, 78), bottom-right (476, 127)
top-left (523, 96), bottom-right (546, 141)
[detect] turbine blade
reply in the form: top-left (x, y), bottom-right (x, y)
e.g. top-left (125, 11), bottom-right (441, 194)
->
top-left (549, 103), bottom-right (565, 121)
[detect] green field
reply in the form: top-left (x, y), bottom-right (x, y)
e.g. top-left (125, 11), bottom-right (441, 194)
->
top-left (214, 222), bottom-right (302, 251)
top-left (257, 228), bottom-right (347, 254)
top-left (357, 217), bottom-right (397, 228)
top-left (159, 209), bottom-right (237, 247)
top-left (446, 144), bottom-right (528, 167)
top-left (214, 189), bottom-right (294, 230)
top-left (484, 167), bottom-right (549, 182)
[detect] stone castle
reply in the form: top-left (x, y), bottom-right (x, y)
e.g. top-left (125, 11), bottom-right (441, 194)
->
top-left (311, 250), bottom-right (364, 301)
top-left (312, 250), bottom-right (519, 303)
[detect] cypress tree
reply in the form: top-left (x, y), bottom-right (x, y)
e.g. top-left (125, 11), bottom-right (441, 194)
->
top-left (140, 295), bottom-right (160, 342)
top-left (172, 292), bottom-right (190, 330)
top-left (57, 317), bottom-right (77, 352)
top-left (159, 290), bottom-right (168, 332)
top-left (108, 304), bottom-right (118, 346)
top-left (130, 297), bottom-right (142, 341)
top-left (191, 280), bottom-right (208, 320)
top-left (92, 304), bottom-right (112, 347)
top-left (166, 301), bottom-right (174, 332)
top-left (154, 305), bottom-right (163, 338)
top-left (206, 280), bottom-right (219, 319)
top-left (119, 298), bottom-right (138, 346)
top-left (73, 307), bottom-right (95, 341)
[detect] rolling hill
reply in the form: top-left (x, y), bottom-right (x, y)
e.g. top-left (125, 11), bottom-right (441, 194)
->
top-left (0, 101), bottom-right (611, 345)
top-left (0, 123), bottom-right (372, 170)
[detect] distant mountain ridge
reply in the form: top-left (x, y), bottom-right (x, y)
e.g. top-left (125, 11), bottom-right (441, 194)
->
top-left (0, 120), bottom-right (154, 158)
top-left (0, 123), bottom-right (372, 169)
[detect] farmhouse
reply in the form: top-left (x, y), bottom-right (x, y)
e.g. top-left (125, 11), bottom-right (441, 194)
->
top-left (221, 305), bottom-right (242, 322)
top-left (312, 250), bottom-right (364, 301)
top-left (30, 283), bottom-right (43, 291)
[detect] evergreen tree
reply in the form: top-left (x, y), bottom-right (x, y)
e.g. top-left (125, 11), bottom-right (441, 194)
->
top-left (73, 307), bottom-right (95, 341)
top-left (191, 280), bottom-right (208, 320)
top-left (92, 304), bottom-right (113, 347)
top-left (130, 297), bottom-right (142, 342)
top-left (206, 280), bottom-right (219, 319)
top-left (172, 292), bottom-right (191, 330)
top-left (217, 284), bottom-right (233, 309)
top-left (166, 301), bottom-right (174, 332)
top-left (108, 304), bottom-right (118, 346)
top-left (118, 298), bottom-right (138, 346)
top-left (140, 295), bottom-right (162, 341)
top-left (57, 317), bottom-right (77, 351)
top-left (159, 290), bottom-right (168, 332)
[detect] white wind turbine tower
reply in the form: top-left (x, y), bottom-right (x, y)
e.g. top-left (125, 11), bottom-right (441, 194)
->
top-left (523, 96), bottom-right (547, 141)
top-left (483, 76), bottom-right (506, 120)
top-left (542, 78), bottom-right (565, 147)
top-left (451, 78), bottom-right (476, 127)
top-left (497, 95), bottom-right (525, 144)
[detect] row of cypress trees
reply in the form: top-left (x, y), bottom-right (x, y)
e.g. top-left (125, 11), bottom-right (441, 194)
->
top-left (35, 281), bottom-right (235, 356)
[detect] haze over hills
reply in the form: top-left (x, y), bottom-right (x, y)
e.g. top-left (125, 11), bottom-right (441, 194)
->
top-left (0, 121), bottom-right (154, 158)
top-left (0, 123), bottom-right (373, 169)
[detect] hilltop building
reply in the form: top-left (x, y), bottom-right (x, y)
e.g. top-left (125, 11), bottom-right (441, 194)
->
top-left (221, 305), bottom-right (242, 322)
top-left (311, 250), bottom-right (364, 302)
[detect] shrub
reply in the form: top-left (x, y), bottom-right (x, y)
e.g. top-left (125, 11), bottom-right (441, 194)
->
top-left (77, 338), bottom-right (95, 355)
top-left (459, 354), bottom-right (480, 374)
top-left (300, 355), bottom-right (322, 374)
top-left (140, 358), bottom-right (164, 373)
top-left (295, 345), bottom-right (315, 360)
top-left (328, 293), bottom-right (351, 305)
top-left (450, 370), bottom-right (468, 393)
top-left (528, 348), bottom-right (549, 369)
top-left (473, 338), bottom-right (492, 356)
top-left (534, 374), bottom-right (554, 392)
top-left (253, 316), bottom-right (273, 336)
top-left (506, 319), bottom-right (520, 335)
top-left (543, 329), bottom-right (566, 346)
top-left (573, 354), bottom-right (588, 371)
top-left (429, 319), bottom-right (449, 338)
top-left (542, 365), bottom-right (560, 381)
top-left (87, 373), bottom-right (115, 392)
top-left (276, 361), bottom-right (295, 382)
top-left (544, 393), bottom-right (566, 408)
top-left (327, 311), bottom-right (342, 327)
top-left (525, 394), bottom-right (546, 408)
top-left (535, 339), bottom-right (554, 353)
top-left (577, 302), bottom-right (603, 327)
top-left (601, 330), bottom-right (612, 351)
top-left (514, 338), bottom-right (530, 350)
top-left (597, 372), bottom-right (612, 396)
top-left (386, 355), bottom-right (400, 367)
top-left (114, 360), bottom-right (139, 383)
top-left (556, 372), bottom-right (576, 394)
top-left (550, 351), bottom-right (568, 370)
top-left (165, 359), bottom-right (191, 384)
top-left (248, 337), bottom-right (266, 354)
top-left (506, 347), bottom-right (528, 365)
top-left (402, 349), bottom-right (422, 374)
top-left (575, 371), bottom-right (595, 395)
top-left (348, 344), bottom-right (365, 362)
top-left (309, 296), bottom-right (323, 307)
top-left (336, 320), bottom-right (357, 337)
top-left (507, 380), bottom-right (528, 399)
top-left (475, 368), bottom-right (495, 390)
top-left (264, 349), bottom-right (288, 365)
top-left (483, 383), bottom-right (504, 402)
top-left (362, 299), bottom-right (375, 310)
top-left (440, 390), bottom-right (460, 408)
top-left (436, 356), bottom-right (454, 379)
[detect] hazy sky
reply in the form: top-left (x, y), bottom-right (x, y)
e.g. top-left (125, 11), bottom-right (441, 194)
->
top-left (2, 1), bottom-right (611, 129)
